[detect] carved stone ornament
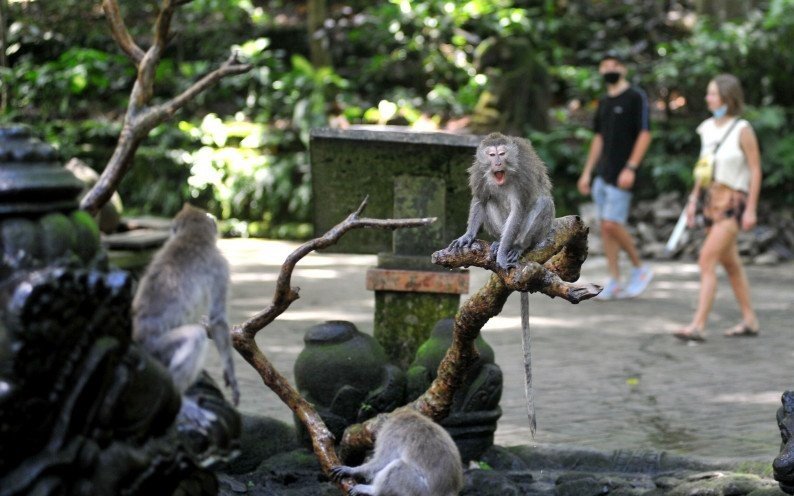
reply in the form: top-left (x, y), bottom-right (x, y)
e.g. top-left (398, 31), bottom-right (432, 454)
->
top-left (0, 126), bottom-right (219, 495)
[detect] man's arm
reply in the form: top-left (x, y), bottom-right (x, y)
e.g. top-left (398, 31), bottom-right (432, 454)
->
top-left (578, 133), bottom-right (603, 195)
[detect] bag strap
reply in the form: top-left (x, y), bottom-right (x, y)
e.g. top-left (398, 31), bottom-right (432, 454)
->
top-left (712, 118), bottom-right (741, 176)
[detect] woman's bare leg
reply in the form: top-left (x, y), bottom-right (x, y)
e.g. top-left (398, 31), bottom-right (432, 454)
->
top-left (719, 240), bottom-right (759, 331)
top-left (678, 219), bottom-right (738, 335)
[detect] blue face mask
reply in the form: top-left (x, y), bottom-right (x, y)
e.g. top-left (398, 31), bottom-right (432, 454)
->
top-left (712, 105), bottom-right (728, 118)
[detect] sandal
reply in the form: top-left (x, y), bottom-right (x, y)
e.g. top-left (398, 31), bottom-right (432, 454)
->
top-left (724, 322), bottom-right (760, 337)
top-left (673, 325), bottom-right (706, 342)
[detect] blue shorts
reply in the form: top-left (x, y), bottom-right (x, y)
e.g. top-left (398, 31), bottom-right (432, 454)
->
top-left (592, 176), bottom-right (632, 224)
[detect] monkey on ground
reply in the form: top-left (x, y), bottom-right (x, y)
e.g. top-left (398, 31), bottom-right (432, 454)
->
top-left (132, 203), bottom-right (239, 423)
top-left (331, 409), bottom-right (464, 496)
top-left (448, 132), bottom-right (556, 435)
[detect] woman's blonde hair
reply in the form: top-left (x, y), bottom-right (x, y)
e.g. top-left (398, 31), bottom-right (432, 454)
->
top-left (712, 73), bottom-right (745, 116)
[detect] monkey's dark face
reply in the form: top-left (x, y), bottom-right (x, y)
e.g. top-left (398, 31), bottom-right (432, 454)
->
top-left (485, 144), bottom-right (509, 186)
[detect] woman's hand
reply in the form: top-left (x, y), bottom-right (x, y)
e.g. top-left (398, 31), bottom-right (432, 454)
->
top-left (685, 198), bottom-right (697, 228)
top-left (741, 207), bottom-right (757, 231)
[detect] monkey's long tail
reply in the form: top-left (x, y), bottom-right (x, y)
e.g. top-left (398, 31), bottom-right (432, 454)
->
top-left (521, 291), bottom-right (537, 437)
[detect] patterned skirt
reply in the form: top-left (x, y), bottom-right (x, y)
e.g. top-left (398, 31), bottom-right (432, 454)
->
top-left (702, 182), bottom-right (747, 228)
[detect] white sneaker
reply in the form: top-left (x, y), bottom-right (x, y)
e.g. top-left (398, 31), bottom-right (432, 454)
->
top-left (622, 265), bottom-right (654, 298)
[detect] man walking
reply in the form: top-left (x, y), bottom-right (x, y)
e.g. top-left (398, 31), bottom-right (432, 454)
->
top-left (578, 52), bottom-right (653, 299)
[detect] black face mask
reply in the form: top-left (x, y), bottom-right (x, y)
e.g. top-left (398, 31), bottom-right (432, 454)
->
top-left (602, 72), bottom-right (621, 85)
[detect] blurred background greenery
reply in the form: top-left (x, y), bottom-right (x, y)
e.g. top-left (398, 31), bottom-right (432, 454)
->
top-left (2, 0), bottom-right (793, 238)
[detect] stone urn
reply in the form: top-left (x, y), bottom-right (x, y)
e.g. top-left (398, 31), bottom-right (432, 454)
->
top-left (293, 321), bottom-right (406, 444)
top-left (406, 317), bottom-right (503, 462)
top-left (0, 125), bottom-right (101, 275)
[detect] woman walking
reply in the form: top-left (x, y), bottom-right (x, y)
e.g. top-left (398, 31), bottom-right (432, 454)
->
top-left (673, 74), bottom-right (762, 341)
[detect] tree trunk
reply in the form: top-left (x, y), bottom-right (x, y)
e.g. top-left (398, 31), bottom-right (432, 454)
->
top-left (695, 0), bottom-right (755, 22)
top-left (0, 0), bottom-right (8, 112)
top-left (307, 0), bottom-right (332, 68)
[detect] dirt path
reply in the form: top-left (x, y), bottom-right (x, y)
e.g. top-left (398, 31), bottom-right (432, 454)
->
top-left (204, 238), bottom-right (793, 461)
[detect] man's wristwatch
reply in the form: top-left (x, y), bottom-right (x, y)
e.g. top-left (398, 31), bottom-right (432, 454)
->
top-left (626, 162), bottom-right (639, 171)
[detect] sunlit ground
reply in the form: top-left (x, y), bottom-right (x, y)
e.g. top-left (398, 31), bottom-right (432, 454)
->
top-left (204, 238), bottom-right (794, 461)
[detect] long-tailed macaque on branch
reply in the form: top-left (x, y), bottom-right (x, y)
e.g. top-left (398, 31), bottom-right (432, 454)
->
top-left (448, 132), bottom-right (555, 436)
top-left (132, 203), bottom-right (239, 424)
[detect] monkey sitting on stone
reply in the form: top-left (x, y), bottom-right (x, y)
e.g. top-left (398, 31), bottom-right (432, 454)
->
top-left (331, 409), bottom-right (464, 496)
top-left (132, 203), bottom-right (239, 425)
top-left (448, 132), bottom-right (555, 435)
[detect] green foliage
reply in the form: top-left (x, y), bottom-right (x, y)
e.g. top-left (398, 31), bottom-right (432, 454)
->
top-left (527, 121), bottom-right (592, 216)
top-left (748, 106), bottom-right (794, 204)
top-left (4, 0), bottom-right (794, 236)
top-left (178, 114), bottom-right (312, 238)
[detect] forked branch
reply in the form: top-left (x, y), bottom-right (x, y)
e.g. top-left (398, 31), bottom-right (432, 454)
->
top-left (339, 214), bottom-right (600, 457)
top-left (231, 197), bottom-right (435, 493)
top-left (80, 0), bottom-right (253, 216)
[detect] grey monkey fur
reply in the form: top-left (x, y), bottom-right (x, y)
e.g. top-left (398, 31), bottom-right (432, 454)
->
top-left (331, 409), bottom-right (464, 496)
top-left (448, 132), bottom-right (556, 436)
top-left (132, 204), bottom-right (240, 409)
top-left (450, 132), bottom-right (555, 268)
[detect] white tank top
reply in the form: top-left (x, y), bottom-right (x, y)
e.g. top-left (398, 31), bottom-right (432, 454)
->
top-left (696, 117), bottom-right (751, 192)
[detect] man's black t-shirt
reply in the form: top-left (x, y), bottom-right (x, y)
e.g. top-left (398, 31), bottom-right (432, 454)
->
top-left (593, 86), bottom-right (650, 186)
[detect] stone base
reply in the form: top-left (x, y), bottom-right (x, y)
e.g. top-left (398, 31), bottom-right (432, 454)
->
top-left (373, 290), bottom-right (461, 368)
top-left (366, 267), bottom-right (469, 294)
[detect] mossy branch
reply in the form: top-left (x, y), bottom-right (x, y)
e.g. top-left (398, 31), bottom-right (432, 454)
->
top-left (338, 215), bottom-right (600, 458)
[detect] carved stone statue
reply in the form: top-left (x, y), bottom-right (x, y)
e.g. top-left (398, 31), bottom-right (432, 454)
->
top-left (293, 321), bottom-right (406, 444)
top-left (405, 317), bottom-right (502, 462)
top-left (774, 391), bottom-right (794, 494)
top-left (0, 126), bottom-right (231, 495)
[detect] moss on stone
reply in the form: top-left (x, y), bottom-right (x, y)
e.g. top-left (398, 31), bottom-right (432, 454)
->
top-left (70, 210), bottom-right (101, 263)
top-left (39, 212), bottom-right (76, 261)
top-left (373, 291), bottom-right (460, 369)
top-left (311, 135), bottom-right (477, 254)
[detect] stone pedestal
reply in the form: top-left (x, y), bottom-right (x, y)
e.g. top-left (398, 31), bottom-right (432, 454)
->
top-left (366, 175), bottom-right (469, 368)
top-left (311, 127), bottom-right (480, 367)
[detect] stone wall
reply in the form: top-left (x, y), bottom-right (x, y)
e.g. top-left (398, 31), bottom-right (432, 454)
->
top-left (310, 126), bottom-right (481, 253)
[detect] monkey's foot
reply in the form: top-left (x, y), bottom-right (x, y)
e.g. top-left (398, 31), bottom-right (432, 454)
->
top-left (178, 396), bottom-right (218, 433)
top-left (224, 369), bottom-right (241, 406)
top-left (349, 484), bottom-right (376, 496)
top-left (489, 241), bottom-right (500, 261)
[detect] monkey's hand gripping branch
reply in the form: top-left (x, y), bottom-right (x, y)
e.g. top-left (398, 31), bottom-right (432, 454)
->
top-left (338, 215), bottom-right (600, 461)
top-left (230, 196), bottom-right (435, 494)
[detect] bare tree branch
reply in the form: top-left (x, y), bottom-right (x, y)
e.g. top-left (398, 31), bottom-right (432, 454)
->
top-left (136, 0), bottom-right (190, 104)
top-left (157, 52), bottom-right (253, 119)
top-left (81, 0), bottom-right (252, 216)
top-left (237, 196), bottom-right (435, 337)
top-left (339, 215), bottom-right (600, 458)
top-left (230, 198), bottom-right (435, 493)
top-left (102, 0), bottom-right (144, 64)
top-left (431, 216), bottom-right (601, 303)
